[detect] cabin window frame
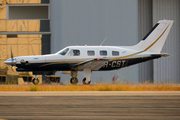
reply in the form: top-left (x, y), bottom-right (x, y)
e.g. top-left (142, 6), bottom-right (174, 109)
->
top-left (68, 49), bottom-right (80, 56)
top-left (112, 51), bottom-right (119, 56)
top-left (87, 50), bottom-right (95, 56)
top-left (100, 50), bottom-right (107, 56)
top-left (59, 48), bottom-right (69, 56)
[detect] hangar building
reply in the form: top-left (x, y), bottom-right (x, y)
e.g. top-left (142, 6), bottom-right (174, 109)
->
top-left (0, 0), bottom-right (179, 83)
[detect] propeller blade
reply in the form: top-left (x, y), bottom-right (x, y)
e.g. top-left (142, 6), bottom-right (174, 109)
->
top-left (11, 46), bottom-right (13, 59)
top-left (10, 46), bottom-right (14, 66)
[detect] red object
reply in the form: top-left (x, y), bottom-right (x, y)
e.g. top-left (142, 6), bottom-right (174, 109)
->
top-left (97, 58), bottom-right (99, 60)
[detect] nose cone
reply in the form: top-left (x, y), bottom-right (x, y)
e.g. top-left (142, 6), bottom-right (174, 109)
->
top-left (4, 58), bottom-right (16, 66)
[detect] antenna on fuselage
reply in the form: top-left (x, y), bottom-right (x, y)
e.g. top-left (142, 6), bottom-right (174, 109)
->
top-left (100, 37), bottom-right (107, 46)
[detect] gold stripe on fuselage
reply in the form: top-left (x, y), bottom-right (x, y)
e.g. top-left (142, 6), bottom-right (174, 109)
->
top-left (39, 61), bottom-right (83, 67)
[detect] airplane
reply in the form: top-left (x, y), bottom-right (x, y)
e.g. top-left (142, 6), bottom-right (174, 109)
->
top-left (4, 20), bottom-right (173, 85)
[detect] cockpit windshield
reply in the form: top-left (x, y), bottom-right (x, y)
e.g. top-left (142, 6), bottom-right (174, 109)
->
top-left (57, 48), bottom-right (69, 55)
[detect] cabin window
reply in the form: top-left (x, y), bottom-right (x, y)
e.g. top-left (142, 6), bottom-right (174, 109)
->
top-left (73, 50), bottom-right (80, 56)
top-left (59, 48), bottom-right (69, 55)
top-left (87, 50), bottom-right (95, 56)
top-left (68, 49), bottom-right (80, 56)
top-left (100, 50), bottom-right (107, 56)
top-left (112, 51), bottom-right (119, 56)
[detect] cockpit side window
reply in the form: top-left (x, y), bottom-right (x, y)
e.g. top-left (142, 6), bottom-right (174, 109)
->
top-left (68, 49), bottom-right (80, 56)
top-left (59, 48), bottom-right (69, 55)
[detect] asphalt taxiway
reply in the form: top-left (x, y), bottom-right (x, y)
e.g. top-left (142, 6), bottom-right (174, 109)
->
top-left (0, 91), bottom-right (180, 120)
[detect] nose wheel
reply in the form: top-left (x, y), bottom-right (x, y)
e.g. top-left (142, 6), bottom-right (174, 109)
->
top-left (32, 78), bottom-right (39, 85)
top-left (70, 77), bottom-right (78, 85)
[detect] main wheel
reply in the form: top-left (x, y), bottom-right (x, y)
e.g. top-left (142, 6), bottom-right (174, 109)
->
top-left (82, 78), bottom-right (91, 85)
top-left (32, 78), bottom-right (39, 85)
top-left (70, 77), bottom-right (78, 85)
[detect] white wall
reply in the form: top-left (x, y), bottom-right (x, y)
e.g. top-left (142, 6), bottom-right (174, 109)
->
top-left (138, 0), bottom-right (153, 82)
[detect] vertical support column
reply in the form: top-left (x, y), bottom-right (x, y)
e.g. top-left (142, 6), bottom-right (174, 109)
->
top-left (138, 0), bottom-right (153, 83)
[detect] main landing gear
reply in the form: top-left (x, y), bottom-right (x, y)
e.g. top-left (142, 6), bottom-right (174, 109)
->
top-left (70, 71), bottom-right (78, 85)
top-left (83, 78), bottom-right (91, 85)
top-left (83, 68), bottom-right (91, 85)
top-left (32, 75), bottom-right (39, 85)
top-left (70, 77), bottom-right (78, 85)
top-left (70, 68), bottom-right (91, 85)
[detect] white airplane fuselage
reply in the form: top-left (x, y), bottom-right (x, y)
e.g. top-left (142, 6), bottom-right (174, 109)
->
top-left (4, 20), bottom-right (174, 84)
top-left (5, 46), bottom-right (161, 72)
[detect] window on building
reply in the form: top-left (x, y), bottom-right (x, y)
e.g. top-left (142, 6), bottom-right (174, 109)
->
top-left (100, 50), bottom-right (107, 56)
top-left (8, 6), bottom-right (49, 19)
top-left (87, 50), bottom-right (95, 56)
top-left (112, 51), bottom-right (119, 56)
top-left (7, 34), bottom-right (18, 38)
top-left (0, 75), bottom-right (6, 83)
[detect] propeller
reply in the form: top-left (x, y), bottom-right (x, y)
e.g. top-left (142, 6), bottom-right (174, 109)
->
top-left (11, 47), bottom-right (14, 65)
top-left (10, 46), bottom-right (18, 82)
top-left (10, 46), bottom-right (15, 72)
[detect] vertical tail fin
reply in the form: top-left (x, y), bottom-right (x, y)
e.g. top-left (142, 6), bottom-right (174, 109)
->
top-left (132, 20), bottom-right (173, 53)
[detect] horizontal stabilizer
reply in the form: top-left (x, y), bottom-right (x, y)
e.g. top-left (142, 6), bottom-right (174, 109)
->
top-left (151, 53), bottom-right (170, 57)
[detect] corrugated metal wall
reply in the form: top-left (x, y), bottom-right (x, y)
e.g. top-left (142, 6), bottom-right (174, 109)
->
top-left (50, 0), bottom-right (139, 83)
top-left (153, 0), bottom-right (180, 83)
top-left (138, 0), bottom-right (153, 83)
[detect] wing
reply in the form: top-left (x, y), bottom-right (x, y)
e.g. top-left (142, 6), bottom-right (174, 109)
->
top-left (71, 59), bottom-right (108, 71)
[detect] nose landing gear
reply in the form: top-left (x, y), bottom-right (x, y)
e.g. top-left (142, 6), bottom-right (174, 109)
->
top-left (32, 75), bottom-right (39, 85)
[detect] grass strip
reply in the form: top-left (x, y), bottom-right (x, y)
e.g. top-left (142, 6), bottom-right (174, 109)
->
top-left (0, 83), bottom-right (180, 91)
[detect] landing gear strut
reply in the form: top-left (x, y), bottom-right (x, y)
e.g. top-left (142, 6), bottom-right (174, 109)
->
top-left (70, 71), bottom-right (78, 85)
top-left (70, 69), bottom-right (91, 85)
top-left (32, 75), bottom-right (39, 85)
top-left (83, 68), bottom-right (91, 85)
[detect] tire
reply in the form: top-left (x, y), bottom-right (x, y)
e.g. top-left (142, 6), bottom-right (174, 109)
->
top-left (32, 78), bottom-right (39, 85)
top-left (70, 77), bottom-right (78, 85)
top-left (82, 78), bottom-right (91, 85)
